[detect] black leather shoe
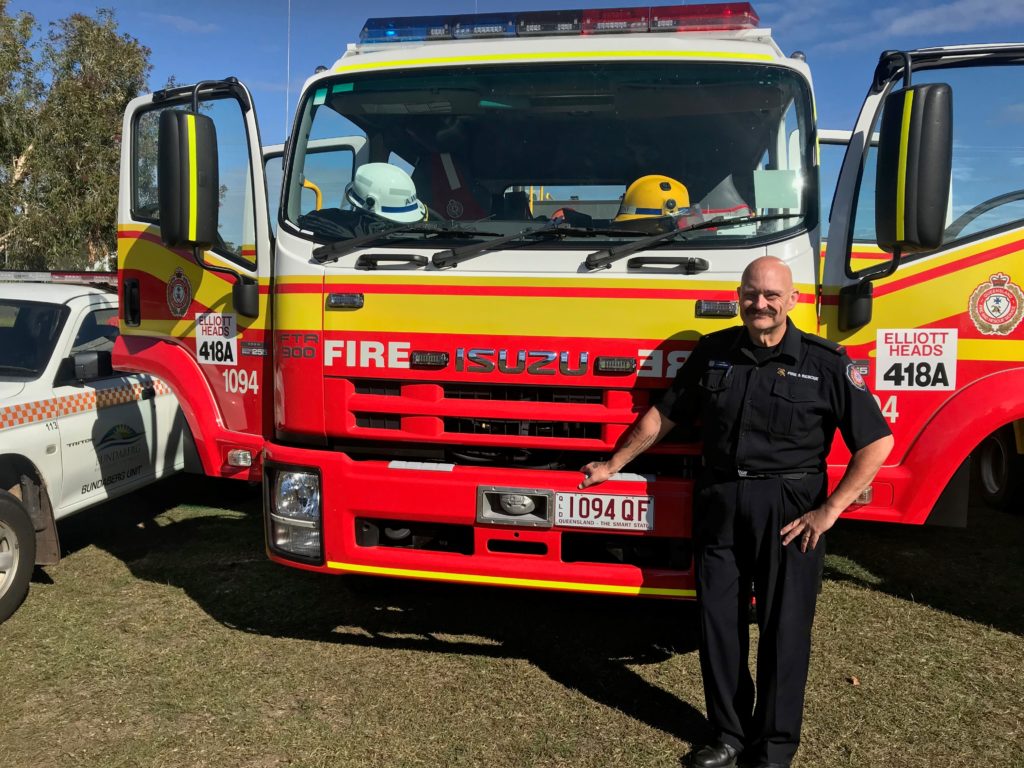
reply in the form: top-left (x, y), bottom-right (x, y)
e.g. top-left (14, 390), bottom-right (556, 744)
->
top-left (691, 741), bottom-right (741, 768)
top-left (750, 762), bottom-right (788, 768)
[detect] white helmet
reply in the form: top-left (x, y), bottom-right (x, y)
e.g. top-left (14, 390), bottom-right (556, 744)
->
top-left (345, 163), bottom-right (425, 222)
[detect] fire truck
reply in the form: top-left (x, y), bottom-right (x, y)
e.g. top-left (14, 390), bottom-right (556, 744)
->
top-left (115, 4), bottom-right (1024, 598)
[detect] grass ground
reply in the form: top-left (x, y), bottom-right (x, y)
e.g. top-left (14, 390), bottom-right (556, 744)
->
top-left (1, 476), bottom-right (1021, 768)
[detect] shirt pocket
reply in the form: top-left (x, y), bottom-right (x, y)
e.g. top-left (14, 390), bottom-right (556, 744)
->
top-left (698, 367), bottom-right (732, 393)
top-left (769, 377), bottom-right (820, 435)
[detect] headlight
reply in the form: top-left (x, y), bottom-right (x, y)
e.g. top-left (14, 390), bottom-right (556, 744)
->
top-left (269, 470), bottom-right (322, 561)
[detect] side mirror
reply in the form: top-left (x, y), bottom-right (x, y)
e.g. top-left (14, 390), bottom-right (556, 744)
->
top-left (875, 83), bottom-right (952, 254)
top-left (838, 281), bottom-right (874, 330)
top-left (233, 277), bottom-right (260, 319)
top-left (73, 350), bottom-right (113, 381)
top-left (841, 82), bottom-right (952, 333)
top-left (158, 109), bottom-right (220, 248)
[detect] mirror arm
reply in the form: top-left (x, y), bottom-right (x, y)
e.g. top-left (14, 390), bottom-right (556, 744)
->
top-left (854, 245), bottom-right (903, 283)
top-left (191, 246), bottom-right (260, 319)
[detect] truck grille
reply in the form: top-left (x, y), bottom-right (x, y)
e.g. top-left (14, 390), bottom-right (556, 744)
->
top-left (353, 380), bottom-right (402, 396)
top-left (353, 379), bottom-right (602, 404)
top-left (340, 378), bottom-right (639, 447)
top-left (444, 384), bottom-right (602, 404)
top-left (444, 417), bottom-right (601, 440)
top-left (355, 413), bottom-right (401, 430)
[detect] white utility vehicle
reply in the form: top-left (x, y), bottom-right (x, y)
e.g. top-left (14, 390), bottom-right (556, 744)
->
top-left (0, 272), bottom-right (194, 622)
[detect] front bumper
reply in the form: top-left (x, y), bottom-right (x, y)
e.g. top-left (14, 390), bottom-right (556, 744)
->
top-left (263, 442), bottom-right (696, 598)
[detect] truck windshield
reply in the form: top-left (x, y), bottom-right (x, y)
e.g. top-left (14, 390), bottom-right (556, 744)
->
top-left (0, 300), bottom-right (68, 379)
top-left (284, 60), bottom-right (815, 248)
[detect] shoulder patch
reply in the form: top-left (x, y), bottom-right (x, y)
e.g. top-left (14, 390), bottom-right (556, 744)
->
top-left (803, 333), bottom-right (844, 355)
top-left (846, 363), bottom-right (867, 390)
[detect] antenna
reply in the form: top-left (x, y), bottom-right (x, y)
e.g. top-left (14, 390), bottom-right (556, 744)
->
top-left (285, 0), bottom-right (292, 140)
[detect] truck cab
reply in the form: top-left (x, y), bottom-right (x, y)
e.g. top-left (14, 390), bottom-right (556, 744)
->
top-left (114, 5), bottom-right (1024, 597)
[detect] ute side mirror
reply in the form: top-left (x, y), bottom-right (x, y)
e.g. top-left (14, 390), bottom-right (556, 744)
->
top-left (73, 350), bottom-right (114, 381)
top-left (158, 109), bottom-right (220, 249)
top-left (839, 81), bottom-right (952, 331)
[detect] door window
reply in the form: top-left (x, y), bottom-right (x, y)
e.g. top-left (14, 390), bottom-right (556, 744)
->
top-left (849, 63), bottom-right (1024, 256)
top-left (70, 308), bottom-right (119, 359)
top-left (133, 97), bottom-right (257, 267)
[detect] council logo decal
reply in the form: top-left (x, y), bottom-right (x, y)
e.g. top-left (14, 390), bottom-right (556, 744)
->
top-left (969, 272), bottom-right (1024, 336)
top-left (166, 268), bottom-right (192, 318)
top-left (96, 423), bottom-right (144, 450)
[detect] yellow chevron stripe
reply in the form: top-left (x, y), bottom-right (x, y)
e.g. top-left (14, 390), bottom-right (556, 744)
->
top-left (956, 339), bottom-right (1024, 362)
top-left (896, 89), bottom-right (914, 243)
top-left (326, 560), bottom-right (695, 597)
top-left (187, 114), bottom-right (198, 242)
top-left (333, 49), bottom-right (773, 75)
top-left (315, 294), bottom-right (816, 338)
top-left (274, 284), bottom-right (816, 338)
top-left (118, 236), bottom-right (269, 332)
top-left (321, 275), bottom-right (817, 291)
top-left (823, 231), bottom-right (1024, 297)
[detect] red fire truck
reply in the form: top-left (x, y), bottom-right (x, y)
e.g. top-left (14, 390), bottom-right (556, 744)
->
top-left (115, 4), bottom-right (1024, 597)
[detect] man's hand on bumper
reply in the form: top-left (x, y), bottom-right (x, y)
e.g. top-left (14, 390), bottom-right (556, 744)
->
top-left (579, 461), bottom-right (614, 489)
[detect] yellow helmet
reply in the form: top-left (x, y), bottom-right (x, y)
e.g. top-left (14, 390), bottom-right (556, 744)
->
top-left (615, 175), bottom-right (690, 221)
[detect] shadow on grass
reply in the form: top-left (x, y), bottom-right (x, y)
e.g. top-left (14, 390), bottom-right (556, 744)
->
top-left (824, 499), bottom-right (1024, 636)
top-left (53, 474), bottom-right (711, 747)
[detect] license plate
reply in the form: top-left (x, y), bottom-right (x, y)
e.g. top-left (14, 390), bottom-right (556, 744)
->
top-left (554, 492), bottom-right (654, 531)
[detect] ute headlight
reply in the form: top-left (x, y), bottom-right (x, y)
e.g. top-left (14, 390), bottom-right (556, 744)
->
top-left (269, 470), bottom-right (322, 561)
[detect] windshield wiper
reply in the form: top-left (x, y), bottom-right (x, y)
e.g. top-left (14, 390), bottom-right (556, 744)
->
top-left (583, 214), bottom-right (803, 271)
top-left (312, 221), bottom-right (499, 263)
top-left (432, 221), bottom-right (564, 268)
top-left (0, 365), bottom-right (36, 375)
top-left (431, 222), bottom-right (644, 269)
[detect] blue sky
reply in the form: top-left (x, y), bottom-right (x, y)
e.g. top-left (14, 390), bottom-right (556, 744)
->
top-left (15, 0), bottom-right (1024, 145)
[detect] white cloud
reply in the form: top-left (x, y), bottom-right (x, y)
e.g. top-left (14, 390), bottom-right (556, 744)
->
top-left (155, 14), bottom-right (219, 35)
top-left (246, 79), bottom-right (289, 94)
top-left (998, 103), bottom-right (1024, 124)
top-left (880, 0), bottom-right (1024, 36)
top-left (762, 0), bottom-right (1024, 54)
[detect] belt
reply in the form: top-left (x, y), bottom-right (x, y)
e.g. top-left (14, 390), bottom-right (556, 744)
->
top-left (736, 469), bottom-right (811, 480)
top-left (707, 467), bottom-right (820, 481)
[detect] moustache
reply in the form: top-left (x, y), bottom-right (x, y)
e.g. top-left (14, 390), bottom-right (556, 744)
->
top-left (745, 309), bottom-right (776, 318)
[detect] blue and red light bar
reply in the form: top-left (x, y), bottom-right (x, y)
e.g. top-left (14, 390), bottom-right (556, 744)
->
top-left (360, 3), bottom-right (759, 44)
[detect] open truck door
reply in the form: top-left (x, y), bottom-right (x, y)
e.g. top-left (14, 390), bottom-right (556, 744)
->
top-left (822, 46), bottom-right (1024, 523)
top-left (115, 79), bottom-right (272, 480)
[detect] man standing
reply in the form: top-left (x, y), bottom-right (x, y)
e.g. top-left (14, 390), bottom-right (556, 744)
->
top-left (579, 256), bottom-right (893, 768)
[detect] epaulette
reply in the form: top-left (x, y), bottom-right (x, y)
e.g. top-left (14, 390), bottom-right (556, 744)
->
top-left (802, 332), bottom-right (845, 355)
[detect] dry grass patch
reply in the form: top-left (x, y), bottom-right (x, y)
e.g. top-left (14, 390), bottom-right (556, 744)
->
top-left (1, 477), bottom-right (1021, 767)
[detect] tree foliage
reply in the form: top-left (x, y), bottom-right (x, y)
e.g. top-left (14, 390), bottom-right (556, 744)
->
top-left (0, 0), bottom-right (40, 264)
top-left (0, 4), bottom-right (151, 269)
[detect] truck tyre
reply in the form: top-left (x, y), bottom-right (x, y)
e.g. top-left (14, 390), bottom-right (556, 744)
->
top-left (0, 489), bottom-right (36, 623)
top-left (973, 425), bottom-right (1024, 512)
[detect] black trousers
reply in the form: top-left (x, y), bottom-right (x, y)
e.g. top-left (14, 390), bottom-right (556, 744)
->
top-left (694, 473), bottom-right (827, 765)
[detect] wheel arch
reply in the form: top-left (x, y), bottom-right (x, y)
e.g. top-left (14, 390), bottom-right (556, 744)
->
top-left (0, 454), bottom-right (60, 565)
top-left (113, 334), bottom-right (247, 477)
top-left (900, 368), bottom-right (1024, 524)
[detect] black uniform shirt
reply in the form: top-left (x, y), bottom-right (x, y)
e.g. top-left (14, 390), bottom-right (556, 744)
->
top-left (656, 319), bottom-right (891, 475)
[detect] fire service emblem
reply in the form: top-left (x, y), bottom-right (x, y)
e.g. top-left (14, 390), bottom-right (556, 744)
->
top-left (969, 272), bottom-right (1024, 336)
top-left (166, 268), bottom-right (192, 318)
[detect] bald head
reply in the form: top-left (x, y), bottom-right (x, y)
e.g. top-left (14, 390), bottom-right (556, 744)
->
top-left (738, 256), bottom-right (799, 345)
top-left (741, 256), bottom-right (794, 290)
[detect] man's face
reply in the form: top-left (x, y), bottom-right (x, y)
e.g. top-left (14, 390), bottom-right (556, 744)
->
top-left (738, 263), bottom-right (799, 335)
